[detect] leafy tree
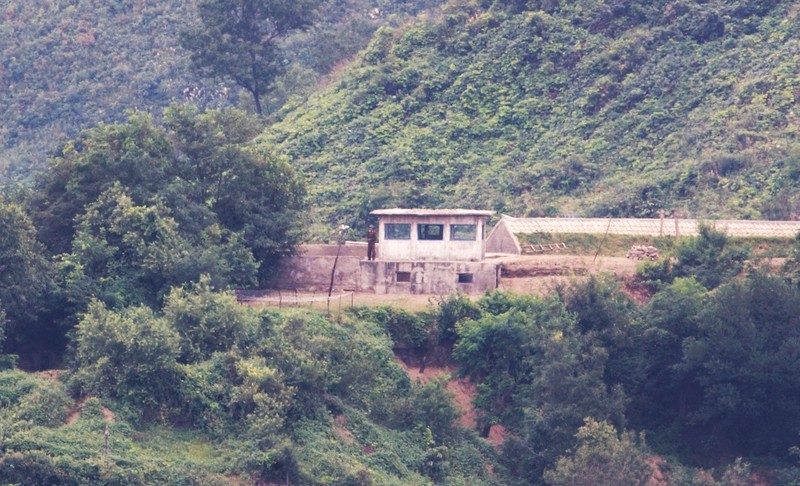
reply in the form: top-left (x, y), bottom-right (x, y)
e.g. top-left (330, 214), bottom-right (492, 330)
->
top-left (560, 274), bottom-right (637, 335)
top-left (433, 292), bottom-right (482, 346)
top-left (543, 418), bottom-right (651, 486)
top-left (0, 200), bottom-right (52, 353)
top-left (163, 276), bottom-right (261, 363)
top-left (180, 0), bottom-right (321, 115)
top-left (672, 225), bottom-right (749, 289)
top-left (679, 274), bottom-right (800, 459)
top-left (68, 183), bottom-right (192, 308)
top-left (30, 112), bottom-right (175, 255)
top-left (513, 330), bottom-right (629, 480)
top-left (631, 277), bottom-right (706, 431)
top-left (453, 302), bottom-right (558, 429)
top-left (559, 275), bottom-right (646, 405)
top-left (208, 142), bottom-right (305, 283)
top-left (30, 107), bottom-right (304, 287)
top-left (70, 300), bottom-right (183, 419)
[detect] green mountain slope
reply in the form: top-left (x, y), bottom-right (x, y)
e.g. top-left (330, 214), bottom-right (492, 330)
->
top-left (0, 0), bottom-right (444, 183)
top-left (0, 0), bottom-right (222, 178)
top-left (264, 0), bottom-right (800, 233)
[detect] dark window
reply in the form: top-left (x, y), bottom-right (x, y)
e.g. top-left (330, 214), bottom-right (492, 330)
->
top-left (385, 223), bottom-right (411, 240)
top-left (417, 224), bottom-right (444, 240)
top-left (450, 224), bottom-right (477, 241)
top-left (396, 271), bottom-right (411, 282)
top-left (457, 273), bottom-right (474, 283)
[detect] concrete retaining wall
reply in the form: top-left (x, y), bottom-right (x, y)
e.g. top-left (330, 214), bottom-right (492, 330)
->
top-left (359, 260), bottom-right (498, 295)
top-left (270, 244), bottom-right (366, 291)
top-left (270, 245), bottom-right (499, 295)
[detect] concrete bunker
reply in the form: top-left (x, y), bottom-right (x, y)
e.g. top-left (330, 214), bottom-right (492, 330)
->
top-left (270, 209), bottom-right (500, 295)
top-left (360, 209), bottom-right (498, 295)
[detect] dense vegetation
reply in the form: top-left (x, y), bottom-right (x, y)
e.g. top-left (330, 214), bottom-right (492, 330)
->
top-left (4, 0), bottom-right (800, 483)
top-left (2, 106), bottom-right (304, 359)
top-left (0, 293), bottom-right (499, 484)
top-left (4, 242), bottom-right (800, 483)
top-left (0, 0), bottom-right (443, 182)
top-left (265, 0), bottom-right (800, 235)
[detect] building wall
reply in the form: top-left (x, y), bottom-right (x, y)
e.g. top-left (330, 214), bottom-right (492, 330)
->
top-left (485, 218), bottom-right (522, 254)
top-left (270, 243), bottom-right (499, 295)
top-left (359, 260), bottom-right (498, 295)
top-left (378, 215), bottom-right (487, 261)
top-left (268, 244), bottom-right (365, 291)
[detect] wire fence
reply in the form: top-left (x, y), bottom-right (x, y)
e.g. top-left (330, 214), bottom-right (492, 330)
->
top-left (236, 289), bottom-right (356, 310)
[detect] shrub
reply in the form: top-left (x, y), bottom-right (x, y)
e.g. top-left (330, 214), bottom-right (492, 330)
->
top-left (635, 257), bottom-right (672, 292)
top-left (16, 379), bottom-right (72, 427)
top-left (432, 293), bottom-right (482, 346)
top-left (544, 418), bottom-right (650, 486)
top-left (69, 301), bottom-right (183, 420)
top-left (672, 224), bottom-right (749, 289)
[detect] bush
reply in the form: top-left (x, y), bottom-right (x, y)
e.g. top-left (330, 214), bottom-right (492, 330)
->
top-left (69, 301), bottom-right (183, 420)
top-left (0, 451), bottom-right (76, 486)
top-left (635, 257), bottom-right (672, 292)
top-left (348, 306), bottom-right (430, 351)
top-left (544, 418), bottom-right (650, 486)
top-left (16, 379), bottom-right (72, 427)
top-left (432, 293), bottom-right (482, 346)
top-left (672, 224), bottom-right (749, 289)
top-left (163, 276), bottom-right (261, 363)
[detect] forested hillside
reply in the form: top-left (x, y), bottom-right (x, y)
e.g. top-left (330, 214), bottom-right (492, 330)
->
top-left (0, 0), bottom-right (442, 182)
top-left (265, 0), bottom-right (800, 233)
top-left (5, 0), bottom-right (800, 483)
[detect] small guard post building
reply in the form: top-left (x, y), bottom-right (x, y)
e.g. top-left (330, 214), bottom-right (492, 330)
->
top-left (360, 208), bottom-right (499, 294)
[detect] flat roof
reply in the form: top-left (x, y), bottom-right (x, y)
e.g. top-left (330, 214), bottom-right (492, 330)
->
top-left (371, 208), bottom-right (495, 217)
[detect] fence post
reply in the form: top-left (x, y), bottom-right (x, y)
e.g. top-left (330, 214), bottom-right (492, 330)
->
top-left (104, 425), bottom-right (109, 456)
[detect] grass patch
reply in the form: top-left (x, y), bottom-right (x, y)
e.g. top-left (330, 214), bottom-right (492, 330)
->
top-left (518, 233), bottom-right (795, 259)
top-left (518, 233), bottom-right (677, 257)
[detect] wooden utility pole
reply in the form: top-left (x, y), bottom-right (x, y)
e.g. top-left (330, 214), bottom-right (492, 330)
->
top-left (594, 218), bottom-right (613, 263)
top-left (327, 225), bottom-right (349, 316)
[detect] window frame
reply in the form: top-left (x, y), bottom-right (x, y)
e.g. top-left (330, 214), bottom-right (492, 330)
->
top-left (450, 224), bottom-right (477, 241)
top-left (417, 223), bottom-right (444, 241)
top-left (384, 223), bottom-right (411, 240)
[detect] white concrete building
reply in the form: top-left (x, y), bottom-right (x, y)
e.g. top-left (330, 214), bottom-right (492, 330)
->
top-left (361, 208), bottom-right (498, 294)
top-left (371, 208), bottom-right (494, 261)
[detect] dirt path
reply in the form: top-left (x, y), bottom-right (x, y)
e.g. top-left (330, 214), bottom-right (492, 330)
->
top-left (493, 254), bottom-right (639, 298)
top-left (65, 397), bottom-right (116, 425)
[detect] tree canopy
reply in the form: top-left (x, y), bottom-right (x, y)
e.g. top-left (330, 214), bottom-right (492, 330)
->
top-left (30, 106), bottom-right (305, 286)
top-left (181, 0), bottom-right (321, 115)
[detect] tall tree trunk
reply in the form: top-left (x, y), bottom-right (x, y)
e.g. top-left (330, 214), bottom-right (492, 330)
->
top-left (252, 91), bottom-right (263, 116)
